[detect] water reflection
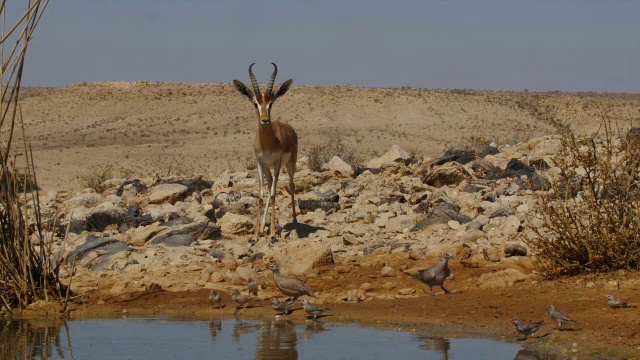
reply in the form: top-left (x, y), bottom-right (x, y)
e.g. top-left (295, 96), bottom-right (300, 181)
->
top-left (3, 317), bottom-right (565, 360)
top-left (256, 319), bottom-right (298, 360)
top-left (415, 334), bottom-right (450, 360)
top-left (0, 318), bottom-right (74, 360)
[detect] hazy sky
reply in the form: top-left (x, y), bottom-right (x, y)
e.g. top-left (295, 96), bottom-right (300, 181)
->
top-left (15, 0), bottom-right (640, 92)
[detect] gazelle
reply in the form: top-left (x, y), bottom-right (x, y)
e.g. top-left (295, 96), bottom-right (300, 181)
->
top-left (233, 63), bottom-right (298, 243)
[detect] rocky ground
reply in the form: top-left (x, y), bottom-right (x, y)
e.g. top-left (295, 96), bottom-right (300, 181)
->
top-left (15, 135), bottom-right (640, 359)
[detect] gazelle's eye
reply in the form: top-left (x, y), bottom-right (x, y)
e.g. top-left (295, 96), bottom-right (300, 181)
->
top-left (253, 103), bottom-right (258, 108)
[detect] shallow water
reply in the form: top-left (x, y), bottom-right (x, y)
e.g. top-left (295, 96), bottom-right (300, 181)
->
top-left (2, 316), bottom-right (559, 359)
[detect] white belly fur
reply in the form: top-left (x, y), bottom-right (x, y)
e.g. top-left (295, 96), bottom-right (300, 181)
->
top-left (258, 151), bottom-right (291, 168)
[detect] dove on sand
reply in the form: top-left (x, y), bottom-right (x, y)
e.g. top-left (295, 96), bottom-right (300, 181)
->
top-left (410, 252), bottom-right (453, 296)
top-left (548, 304), bottom-right (577, 329)
top-left (300, 299), bottom-right (331, 319)
top-left (268, 263), bottom-right (317, 301)
top-left (247, 278), bottom-right (259, 297)
top-left (605, 294), bottom-right (629, 309)
top-left (271, 297), bottom-right (296, 315)
top-left (511, 317), bottom-right (544, 340)
top-left (231, 289), bottom-right (254, 309)
top-left (209, 290), bottom-right (222, 309)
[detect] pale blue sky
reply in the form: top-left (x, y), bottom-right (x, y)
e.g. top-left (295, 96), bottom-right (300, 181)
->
top-left (16, 0), bottom-right (640, 92)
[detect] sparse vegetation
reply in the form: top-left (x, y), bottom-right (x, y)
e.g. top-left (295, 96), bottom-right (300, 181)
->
top-left (525, 115), bottom-right (640, 278)
top-left (78, 163), bottom-right (115, 192)
top-left (0, 0), bottom-right (69, 311)
top-left (307, 133), bottom-right (363, 172)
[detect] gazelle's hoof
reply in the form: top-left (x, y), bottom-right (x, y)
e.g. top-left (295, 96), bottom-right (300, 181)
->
top-left (269, 236), bottom-right (278, 244)
top-left (248, 238), bottom-right (257, 246)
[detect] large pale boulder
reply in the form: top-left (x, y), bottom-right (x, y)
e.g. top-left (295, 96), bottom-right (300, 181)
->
top-left (272, 240), bottom-right (334, 275)
top-left (476, 268), bottom-right (528, 288)
top-left (218, 213), bottom-right (254, 235)
top-left (148, 184), bottom-right (188, 205)
top-left (65, 193), bottom-right (101, 208)
top-left (366, 145), bottom-right (411, 168)
top-left (326, 156), bottom-right (356, 176)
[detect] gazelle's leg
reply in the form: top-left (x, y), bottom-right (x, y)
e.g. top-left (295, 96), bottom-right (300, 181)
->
top-left (261, 167), bottom-right (273, 232)
top-left (285, 161), bottom-right (297, 224)
top-left (253, 162), bottom-right (265, 242)
top-left (269, 160), bottom-right (282, 240)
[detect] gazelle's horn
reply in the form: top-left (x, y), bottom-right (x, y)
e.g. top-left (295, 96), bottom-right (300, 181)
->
top-left (266, 63), bottom-right (278, 95)
top-left (248, 63), bottom-right (260, 95)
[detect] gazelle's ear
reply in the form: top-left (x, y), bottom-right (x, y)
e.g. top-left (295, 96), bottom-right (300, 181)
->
top-left (273, 79), bottom-right (293, 101)
top-left (233, 80), bottom-right (254, 100)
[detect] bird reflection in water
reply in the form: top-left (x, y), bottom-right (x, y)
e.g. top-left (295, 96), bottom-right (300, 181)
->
top-left (255, 319), bottom-right (298, 360)
top-left (232, 318), bottom-right (258, 341)
top-left (414, 334), bottom-right (450, 360)
top-left (302, 320), bottom-right (327, 340)
top-left (208, 320), bottom-right (222, 340)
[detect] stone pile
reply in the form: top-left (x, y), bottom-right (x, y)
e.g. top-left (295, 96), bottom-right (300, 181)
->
top-left (28, 135), bottom-right (566, 301)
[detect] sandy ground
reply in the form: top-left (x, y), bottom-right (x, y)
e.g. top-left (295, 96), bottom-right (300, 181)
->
top-left (14, 83), bottom-right (639, 191)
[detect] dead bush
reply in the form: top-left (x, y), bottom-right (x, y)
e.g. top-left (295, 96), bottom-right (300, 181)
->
top-left (524, 115), bottom-right (640, 278)
top-left (307, 134), bottom-right (363, 172)
top-left (78, 163), bottom-right (115, 192)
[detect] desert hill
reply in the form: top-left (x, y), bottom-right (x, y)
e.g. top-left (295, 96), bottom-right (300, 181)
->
top-left (12, 81), bottom-right (639, 190)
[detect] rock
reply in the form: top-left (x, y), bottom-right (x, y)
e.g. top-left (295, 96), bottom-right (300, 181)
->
top-left (413, 202), bottom-right (473, 230)
top-left (86, 207), bottom-right (128, 231)
top-left (429, 148), bottom-right (476, 166)
top-left (67, 235), bottom-right (132, 271)
top-left (327, 156), bottom-right (356, 176)
top-left (298, 200), bottom-right (340, 214)
top-left (116, 179), bottom-right (147, 197)
top-left (65, 193), bottom-right (101, 208)
top-left (447, 220), bottom-right (461, 230)
top-left (148, 220), bottom-right (220, 246)
top-left (360, 283), bottom-right (373, 292)
top-left (504, 158), bottom-right (536, 178)
top-left (218, 213), bottom-right (254, 235)
top-left (408, 249), bottom-right (423, 261)
top-left (422, 162), bottom-right (473, 187)
top-left (128, 225), bottom-right (166, 246)
top-left (380, 265), bottom-right (396, 277)
top-left (504, 243), bottom-right (528, 257)
top-left (150, 234), bottom-right (196, 247)
top-left (384, 215), bottom-right (416, 233)
top-left (345, 289), bottom-right (365, 302)
top-left (148, 183), bottom-right (188, 205)
top-left (476, 269), bottom-right (528, 288)
top-left (272, 240), bottom-right (334, 275)
top-left (489, 207), bottom-right (514, 218)
top-left (482, 247), bottom-right (501, 262)
top-left (398, 288), bottom-right (416, 295)
top-left (366, 145), bottom-right (412, 168)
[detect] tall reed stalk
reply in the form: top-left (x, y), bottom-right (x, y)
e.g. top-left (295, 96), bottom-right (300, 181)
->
top-left (0, 0), bottom-right (66, 311)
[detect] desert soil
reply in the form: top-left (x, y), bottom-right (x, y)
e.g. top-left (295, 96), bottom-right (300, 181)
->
top-left (11, 83), bottom-right (640, 359)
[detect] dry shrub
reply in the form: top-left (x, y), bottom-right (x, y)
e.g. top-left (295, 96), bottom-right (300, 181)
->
top-left (307, 134), bottom-right (363, 172)
top-left (525, 114), bottom-right (640, 278)
top-left (78, 163), bottom-right (114, 193)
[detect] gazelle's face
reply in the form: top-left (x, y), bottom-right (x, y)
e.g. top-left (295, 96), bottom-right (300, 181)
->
top-left (254, 93), bottom-right (273, 125)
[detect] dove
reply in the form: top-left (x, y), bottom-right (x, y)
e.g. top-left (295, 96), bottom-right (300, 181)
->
top-left (247, 278), bottom-right (259, 297)
top-left (512, 317), bottom-right (544, 340)
top-left (209, 290), bottom-right (222, 309)
top-left (410, 252), bottom-right (453, 296)
top-left (548, 304), bottom-right (577, 329)
top-left (231, 289), bottom-right (254, 309)
top-left (268, 263), bottom-right (317, 301)
top-left (605, 294), bottom-right (629, 309)
top-left (300, 299), bottom-right (331, 319)
top-left (271, 297), bottom-right (296, 315)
